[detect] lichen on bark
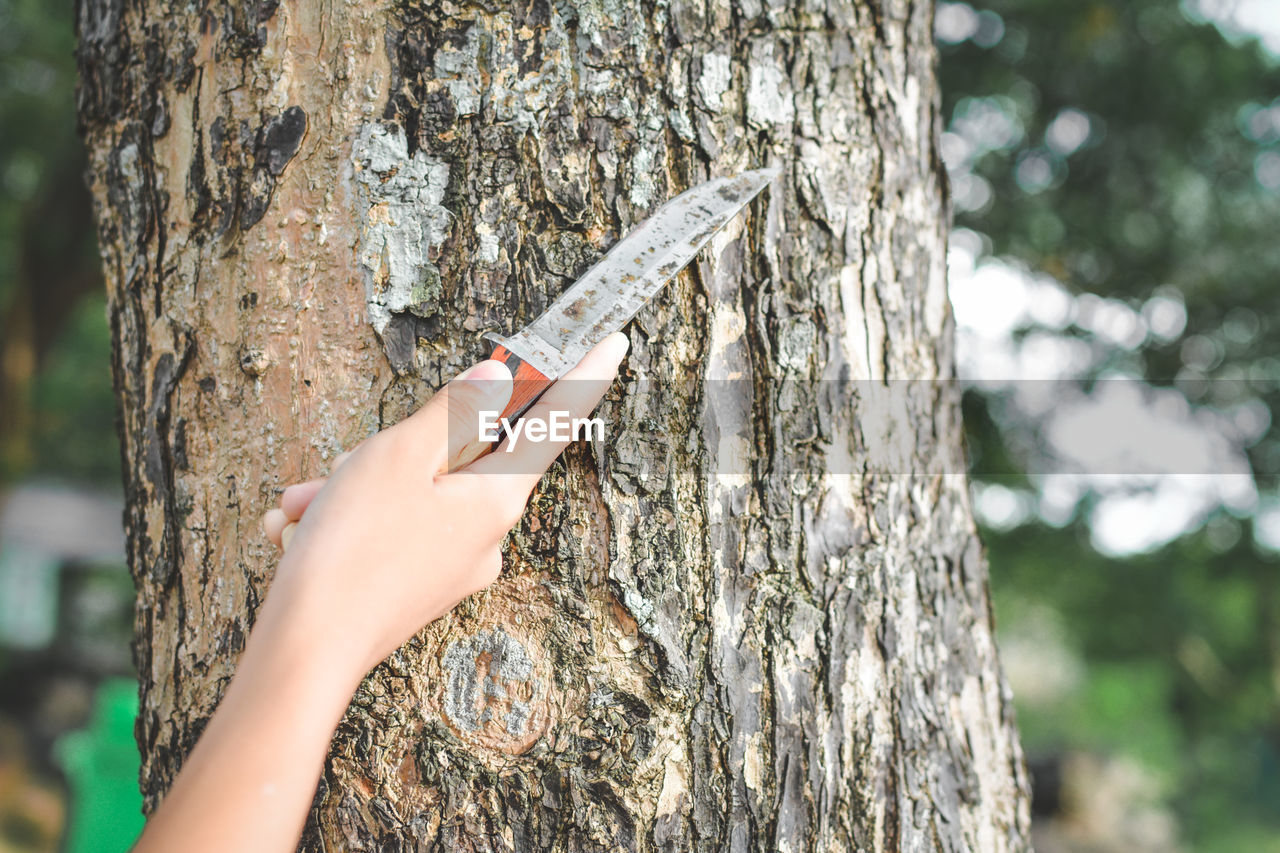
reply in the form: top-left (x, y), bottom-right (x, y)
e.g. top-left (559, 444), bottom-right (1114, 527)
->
top-left (351, 122), bottom-right (452, 345)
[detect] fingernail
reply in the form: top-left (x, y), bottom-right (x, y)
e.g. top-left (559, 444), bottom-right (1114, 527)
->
top-left (457, 359), bottom-right (513, 383)
top-left (602, 332), bottom-right (630, 367)
top-left (455, 359), bottom-right (513, 414)
top-left (281, 522), bottom-right (297, 550)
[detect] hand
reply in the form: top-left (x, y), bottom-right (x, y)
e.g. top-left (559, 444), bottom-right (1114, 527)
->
top-left (133, 334), bottom-right (628, 853)
top-left (255, 332), bottom-right (629, 684)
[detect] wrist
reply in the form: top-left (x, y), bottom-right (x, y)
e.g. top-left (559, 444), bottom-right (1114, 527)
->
top-left (239, 574), bottom-right (370, 719)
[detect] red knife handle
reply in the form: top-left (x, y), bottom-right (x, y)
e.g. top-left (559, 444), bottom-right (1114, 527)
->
top-left (462, 345), bottom-right (554, 461)
top-left (490, 345), bottom-right (554, 421)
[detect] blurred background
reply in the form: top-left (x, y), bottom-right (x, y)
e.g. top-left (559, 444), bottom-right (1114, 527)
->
top-left (0, 0), bottom-right (1277, 849)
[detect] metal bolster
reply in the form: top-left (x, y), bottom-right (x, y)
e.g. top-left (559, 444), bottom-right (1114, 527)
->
top-left (483, 331), bottom-right (569, 380)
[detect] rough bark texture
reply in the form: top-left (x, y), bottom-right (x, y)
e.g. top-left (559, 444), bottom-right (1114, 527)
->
top-left (76, 0), bottom-right (1030, 849)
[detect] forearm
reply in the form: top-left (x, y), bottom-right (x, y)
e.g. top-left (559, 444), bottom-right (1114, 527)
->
top-left (133, 596), bottom-right (362, 853)
top-left (129, 338), bottom-right (625, 850)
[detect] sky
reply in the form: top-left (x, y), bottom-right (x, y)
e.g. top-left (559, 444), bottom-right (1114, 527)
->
top-left (1186, 0), bottom-right (1280, 54)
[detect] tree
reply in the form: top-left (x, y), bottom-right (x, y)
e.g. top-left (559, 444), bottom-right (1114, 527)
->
top-left (75, 0), bottom-right (1029, 848)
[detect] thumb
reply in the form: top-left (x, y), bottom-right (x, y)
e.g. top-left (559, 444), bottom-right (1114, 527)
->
top-left (404, 358), bottom-right (513, 474)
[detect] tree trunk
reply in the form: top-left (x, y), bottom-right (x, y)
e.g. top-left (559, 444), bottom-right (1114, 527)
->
top-left (76, 0), bottom-right (1030, 849)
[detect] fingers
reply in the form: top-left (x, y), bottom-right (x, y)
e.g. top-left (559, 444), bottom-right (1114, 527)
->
top-left (259, 477), bottom-right (326, 550)
top-left (445, 359), bottom-right (515, 471)
top-left (261, 449), bottom-right (357, 549)
top-left (464, 332), bottom-right (628, 495)
top-left (280, 479), bottom-right (326, 519)
top-left (444, 360), bottom-right (513, 471)
top-left (261, 353), bottom-right (517, 553)
top-left (394, 359), bottom-right (514, 474)
top-left (262, 508), bottom-right (290, 547)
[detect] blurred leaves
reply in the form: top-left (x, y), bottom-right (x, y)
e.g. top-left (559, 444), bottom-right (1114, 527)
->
top-left (943, 1), bottom-right (1280, 393)
top-left (28, 295), bottom-right (119, 484)
top-left (943, 1), bottom-right (1280, 846)
top-left (0, 0), bottom-right (113, 486)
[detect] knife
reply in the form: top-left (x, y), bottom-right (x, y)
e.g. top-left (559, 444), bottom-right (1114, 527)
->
top-left (482, 166), bottom-right (780, 432)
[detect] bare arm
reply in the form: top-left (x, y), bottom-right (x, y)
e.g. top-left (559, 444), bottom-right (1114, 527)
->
top-left (132, 333), bottom-right (629, 853)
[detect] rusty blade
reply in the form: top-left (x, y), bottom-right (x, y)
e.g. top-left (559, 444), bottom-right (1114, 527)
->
top-left (486, 167), bottom-right (780, 378)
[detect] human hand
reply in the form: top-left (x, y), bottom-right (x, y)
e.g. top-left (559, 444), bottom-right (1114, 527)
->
top-left (255, 332), bottom-right (629, 684)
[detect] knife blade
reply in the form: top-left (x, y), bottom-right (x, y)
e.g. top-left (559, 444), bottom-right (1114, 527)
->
top-left (483, 167), bottom-right (779, 424)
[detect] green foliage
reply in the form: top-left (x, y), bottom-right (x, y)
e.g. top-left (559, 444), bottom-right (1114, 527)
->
top-left (29, 295), bottom-right (120, 484)
top-left (0, 0), bottom-right (83, 298)
top-left (0, 0), bottom-right (116, 486)
top-left (943, 1), bottom-right (1280, 846)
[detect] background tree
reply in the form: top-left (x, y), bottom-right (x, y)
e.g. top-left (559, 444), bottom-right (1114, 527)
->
top-left (71, 0), bottom-right (1029, 850)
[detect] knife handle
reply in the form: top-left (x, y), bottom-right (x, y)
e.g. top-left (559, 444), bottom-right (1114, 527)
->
top-left (460, 345), bottom-right (554, 463)
top-left (490, 345), bottom-right (554, 421)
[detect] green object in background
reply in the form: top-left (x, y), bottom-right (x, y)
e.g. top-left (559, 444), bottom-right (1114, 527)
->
top-left (55, 679), bottom-right (144, 853)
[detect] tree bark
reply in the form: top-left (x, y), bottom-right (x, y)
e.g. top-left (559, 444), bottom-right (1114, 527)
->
top-left (76, 0), bottom-right (1030, 849)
